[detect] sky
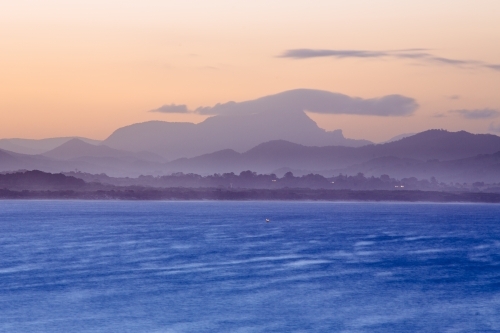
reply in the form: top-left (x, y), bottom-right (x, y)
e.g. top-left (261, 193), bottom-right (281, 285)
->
top-left (1, 0), bottom-right (500, 142)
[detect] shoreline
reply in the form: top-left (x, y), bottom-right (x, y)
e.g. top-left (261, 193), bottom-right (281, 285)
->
top-left (2, 188), bottom-right (500, 203)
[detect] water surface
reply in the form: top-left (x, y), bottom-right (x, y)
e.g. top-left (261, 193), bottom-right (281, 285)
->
top-left (1, 201), bottom-right (500, 332)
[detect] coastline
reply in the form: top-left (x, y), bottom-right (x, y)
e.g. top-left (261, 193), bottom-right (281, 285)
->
top-left (2, 188), bottom-right (500, 203)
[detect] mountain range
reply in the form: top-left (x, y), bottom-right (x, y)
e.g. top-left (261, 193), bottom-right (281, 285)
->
top-left (103, 114), bottom-right (369, 160)
top-left (1, 88), bottom-right (500, 183)
top-left (42, 139), bottom-right (163, 162)
top-left (1, 129), bottom-right (500, 182)
top-left (0, 112), bottom-right (366, 160)
top-left (2, 90), bottom-right (377, 159)
top-left (0, 137), bottom-right (101, 155)
top-left (164, 130), bottom-right (500, 182)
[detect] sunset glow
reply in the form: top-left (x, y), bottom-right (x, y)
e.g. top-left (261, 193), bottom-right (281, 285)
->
top-left (1, 0), bottom-right (499, 141)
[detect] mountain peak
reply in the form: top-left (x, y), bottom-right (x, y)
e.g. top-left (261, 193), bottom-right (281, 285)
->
top-left (43, 139), bottom-right (132, 161)
top-left (104, 92), bottom-right (372, 159)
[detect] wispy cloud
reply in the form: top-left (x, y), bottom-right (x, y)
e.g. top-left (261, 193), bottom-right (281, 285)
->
top-left (150, 104), bottom-right (190, 113)
top-left (486, 64), bottom-right (500, 71)
top-left (433, 112), bottom-right (447, 118)
top-left (450, 108), bottom-right (500, 119)
top-left (278, 48), bottom-right (500, 72)
top-left (280, 49), bottom-right (389, 59)
top-left (447, 95), bottom-right (460, 100)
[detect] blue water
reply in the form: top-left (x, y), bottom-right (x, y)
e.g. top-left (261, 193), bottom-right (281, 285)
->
top-left (1, 201), bottom-right (500, 332)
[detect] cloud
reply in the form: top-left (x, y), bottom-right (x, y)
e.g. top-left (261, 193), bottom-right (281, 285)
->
top-left (450, 108), bottom-right (500, 119)
top-left (150, 104), bottom-right (190, 113)
top-left (194, 89), bottom-right (418, 117)
top-left (200, 66), bottom-right (219, 70)
top-left (433, 112), bottom-right (447, 118)
top-left (278, 48), bottom-right (500, 72)
top-left (279, 49), bottom-right (388, 59)
top-left (448, 95), bottom-right (460, 100)
top-left (487, 64), bottom-right (500, 71)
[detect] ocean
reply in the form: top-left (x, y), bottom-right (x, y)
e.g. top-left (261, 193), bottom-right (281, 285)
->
top-left (1, 201), bottom-right (500, 332)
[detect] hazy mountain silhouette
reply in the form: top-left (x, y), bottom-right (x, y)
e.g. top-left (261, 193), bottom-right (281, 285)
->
top-left (164, 130), bottom-right (500, 182)
top-left (104, 91), bottom-right (374, 159)
top-left (0, 137), bottom-right (101, 155)
top-left (0, 148), bottom-right (78, 173)
top-left (383, 132), bottom-right (416, 143)
top-left (0, 144), bottom-right (166, 177)
top-left (0, 140), bottom-right (41, 155)
top-left (43, 138), bottom-right (163, 162)
top-left (164, 140), bottom-right (373, 174)
top-left (0, 149), bottom-right (22, 169)
top-left (2, 129), bottom-right (500, 182)
top-left (334, 151), bottom-right (500, 183)
top-left (361, 130), bottom-right (500, 161)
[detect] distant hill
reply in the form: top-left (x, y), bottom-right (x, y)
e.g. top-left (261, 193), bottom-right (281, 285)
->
top-left (0, 149), bottom-right (22, 169)
top-left (383, 133), bottom-right (416, 143)
top-left (104, 117), bottom-right (370, 160)
top-left (0, 147), bottom-right (97, 175)
top-left (43, 138), bottom-right (163, 162)
top-left (0, 137), bottom-right (101, 155)
top-left (336, 151), bottom-right (500, 183)
top-left (360, 130), bottom-right (500, 161)
top-left (0, 145), bottom-right (166, 177)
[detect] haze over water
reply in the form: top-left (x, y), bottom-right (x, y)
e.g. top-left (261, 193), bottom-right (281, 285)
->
top-left (1, 201), bottom-right (500, 332)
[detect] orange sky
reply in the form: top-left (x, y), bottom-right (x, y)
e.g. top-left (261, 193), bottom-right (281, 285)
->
top-left (1, 0), bottom-right (500, 142)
